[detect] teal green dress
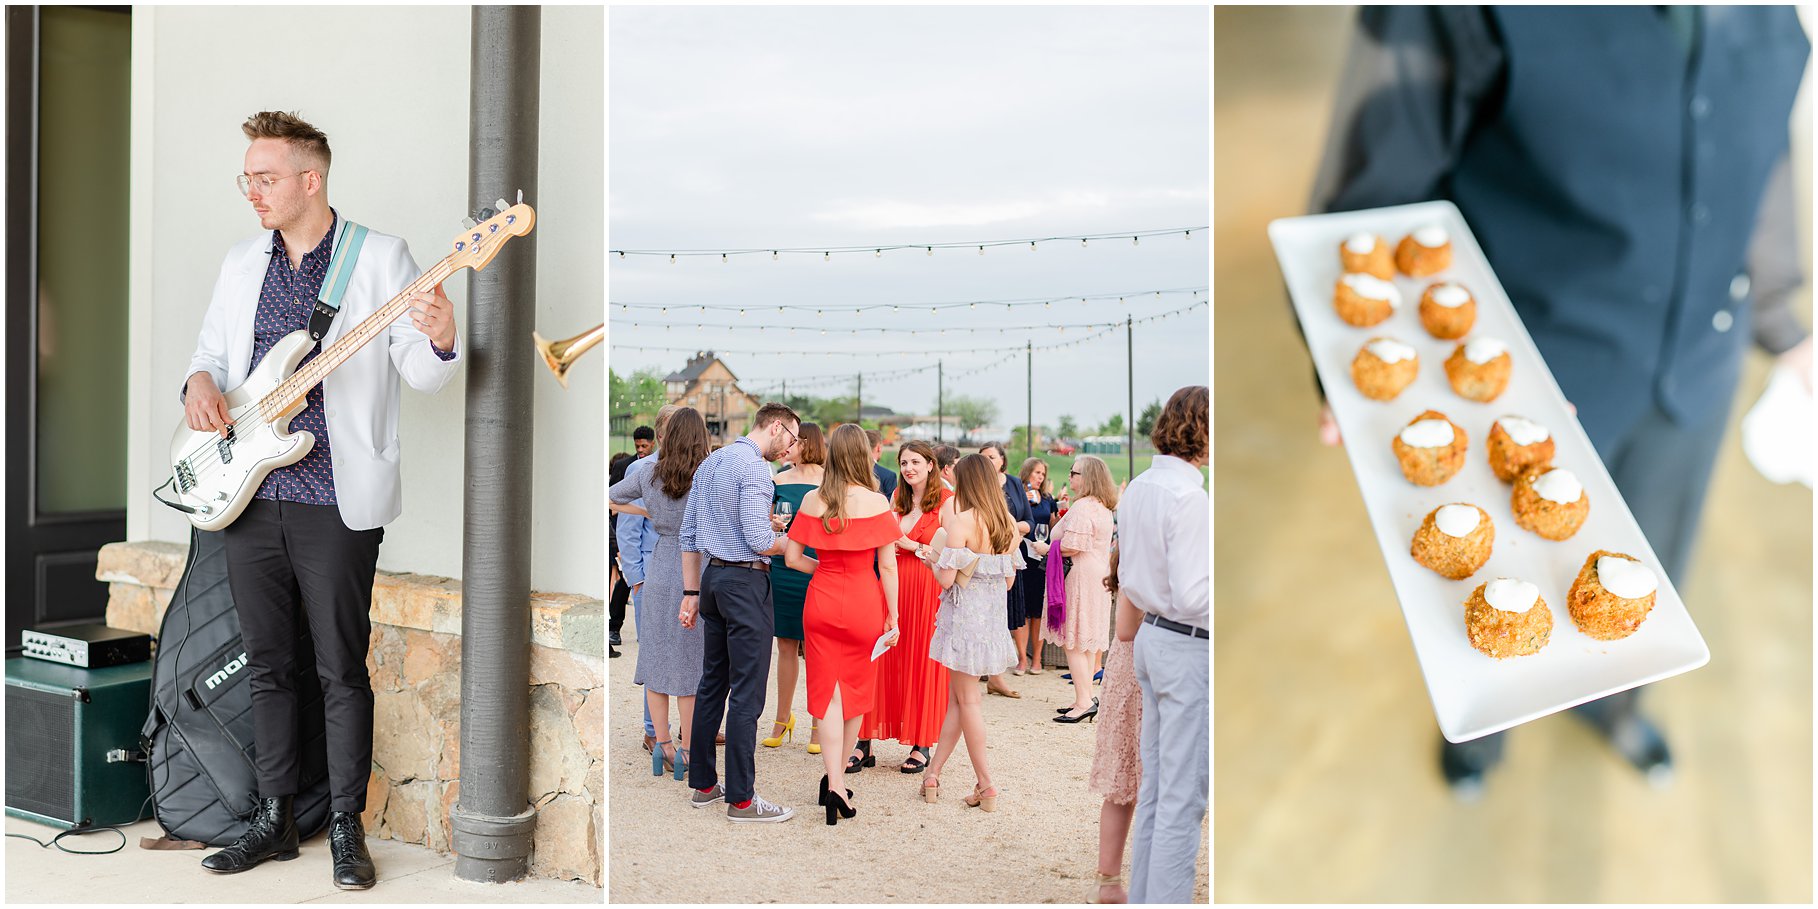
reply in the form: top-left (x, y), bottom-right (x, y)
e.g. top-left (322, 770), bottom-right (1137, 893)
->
top-left (770, 483), bottom-right (816, 640)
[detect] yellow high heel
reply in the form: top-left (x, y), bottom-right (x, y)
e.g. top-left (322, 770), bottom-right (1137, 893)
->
top-left (761, 713), bottom-right (796, 748)
top-left (806, 719), bottom-right (822, 755)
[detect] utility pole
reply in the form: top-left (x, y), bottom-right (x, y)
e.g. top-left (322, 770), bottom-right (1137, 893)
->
top-left (1126, 314), bottom-right (1135, 480)
top-left (856, 372), bottom-right (862, 426)
top-left (1026, 340), bottom-right (1033, 460)
top-left (937, 360), bottom-right (943, 444)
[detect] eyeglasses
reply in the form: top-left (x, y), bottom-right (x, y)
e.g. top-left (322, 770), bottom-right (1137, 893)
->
top-left (1069, 470), bottom-right (1081, 477)
top-left (237, 172), bottom-right (309, 198)
top-left (780, 423), bottom-right (800, 447)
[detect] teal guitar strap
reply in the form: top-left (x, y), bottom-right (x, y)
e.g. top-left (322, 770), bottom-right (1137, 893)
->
top-left (309, 218), bottom-right (368, 341)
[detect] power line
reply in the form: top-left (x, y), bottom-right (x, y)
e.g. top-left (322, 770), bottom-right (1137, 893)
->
top-left (612, 226), bottom-right (1207, 260)
top-left (611, 299), bottom-right (1206, 335)
top-left (610, 286), bottom-right (1206, 315)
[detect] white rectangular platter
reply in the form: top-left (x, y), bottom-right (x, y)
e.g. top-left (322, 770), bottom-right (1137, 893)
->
top-left (1268, 201), bottom-right (1709, 743)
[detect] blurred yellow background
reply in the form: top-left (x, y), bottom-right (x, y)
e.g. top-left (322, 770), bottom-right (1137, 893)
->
top-left (1213, 6), bottom-right (1813, 903)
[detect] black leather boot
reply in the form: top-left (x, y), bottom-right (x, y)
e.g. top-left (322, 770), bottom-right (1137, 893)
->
top-left (328, 810), bottom-right (376, 890)
top-left (201, 795), bottom-right (299, 873)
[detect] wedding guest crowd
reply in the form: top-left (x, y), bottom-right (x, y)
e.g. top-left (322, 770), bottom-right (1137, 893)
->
top-left (610, 387), bottom-right (1207, 900)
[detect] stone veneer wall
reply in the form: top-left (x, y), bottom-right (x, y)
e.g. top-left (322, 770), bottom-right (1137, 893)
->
top-left (97, 541), bottom-right (604, 886)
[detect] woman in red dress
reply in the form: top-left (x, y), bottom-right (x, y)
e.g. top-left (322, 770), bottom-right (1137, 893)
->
top-left (784, 423), bottom-right (901, 825)
top-left (861, 440), bottom-right (952, 773)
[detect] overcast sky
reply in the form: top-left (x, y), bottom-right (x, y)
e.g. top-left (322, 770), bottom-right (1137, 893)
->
top-left (609, 5), bottom-right (1208, 429)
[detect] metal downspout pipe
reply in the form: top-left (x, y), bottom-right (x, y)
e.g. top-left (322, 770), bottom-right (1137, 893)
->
top-left (451, 4), bottom-right (541, 884)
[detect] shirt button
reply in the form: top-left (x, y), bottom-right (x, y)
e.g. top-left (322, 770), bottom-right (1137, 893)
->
top-left (1713, 310), bottom-right (1734, 333)
top-left (1689, 203), bottom-right (1710, 225)
top-left (1730, 273), bottom-right (1751, 301)
top-left (1690, 95), bottom-right (1711, 119)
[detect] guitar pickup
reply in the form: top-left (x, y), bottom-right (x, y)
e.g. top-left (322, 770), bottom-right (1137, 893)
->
top-left (216, 430), bottom-right (234, 464)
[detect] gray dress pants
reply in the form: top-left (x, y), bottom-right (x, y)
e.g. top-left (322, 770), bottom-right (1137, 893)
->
top-left (1128, 621), bottom-right (1210, 903)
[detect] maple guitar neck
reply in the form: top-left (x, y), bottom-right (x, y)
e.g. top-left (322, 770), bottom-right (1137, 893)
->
top-left (252, 257), bottom-right (463, 421)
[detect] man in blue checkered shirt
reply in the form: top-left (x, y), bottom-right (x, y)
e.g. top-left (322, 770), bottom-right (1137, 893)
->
top-left (678, 402), bottom-right (801, 822)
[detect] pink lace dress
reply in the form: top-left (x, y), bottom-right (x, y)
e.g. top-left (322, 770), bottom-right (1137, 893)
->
top-left (1088, 637), bottom-right (1141, 804)
top-left (1043, 497), bottom-right (1114, 653)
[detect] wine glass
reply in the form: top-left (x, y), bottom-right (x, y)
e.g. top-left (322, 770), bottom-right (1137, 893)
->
top-left (1034, 524), bottom-right (1049, 544)
top-left (775, 501), bottom-right (794, 527)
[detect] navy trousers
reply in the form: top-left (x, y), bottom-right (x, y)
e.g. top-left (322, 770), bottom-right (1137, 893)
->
top-left (688, 564), bottom-right (774, 804)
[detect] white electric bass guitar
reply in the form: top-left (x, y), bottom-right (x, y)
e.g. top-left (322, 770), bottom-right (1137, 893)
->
top-left (161, 202), bottom-right (535, 530)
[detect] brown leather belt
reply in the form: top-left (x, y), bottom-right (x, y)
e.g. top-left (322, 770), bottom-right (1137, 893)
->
top-left (708, 557), bottom-right (770, 572)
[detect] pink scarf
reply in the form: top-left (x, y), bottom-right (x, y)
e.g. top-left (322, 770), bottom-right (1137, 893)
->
top-left (1045, 515), bottom-right (1067, 632)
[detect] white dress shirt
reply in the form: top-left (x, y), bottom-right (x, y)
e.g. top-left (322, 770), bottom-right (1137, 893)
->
top-left (1115, 454), bottom-right (1209, 630)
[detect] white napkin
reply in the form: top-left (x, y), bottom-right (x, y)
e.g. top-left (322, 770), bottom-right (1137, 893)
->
top-left (870, 627), bottom-right (900, 661)
top-left (1741, 364), bottom-right (1814, 487)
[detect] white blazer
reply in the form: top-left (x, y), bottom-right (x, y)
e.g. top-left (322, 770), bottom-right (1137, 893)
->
top-left (182, 223), bottom-right (461, 531)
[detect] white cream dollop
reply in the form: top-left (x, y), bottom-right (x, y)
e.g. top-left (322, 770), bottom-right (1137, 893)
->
top-left (1435, 504), bottom-right (1481, 538)
top-left (1365, 338), bottom-right (1416, 364)
top-left (1484, 577), bottom-right (1540, 614)
top-left (1531, 468), bottom-right (1582, 504)
top-left (1341, 273), bottom-right (1401, 306)
top-left (1496, 416), bottom-right (1550, 447)
top-left (1413, 225), bottom-right (1449, 248)
top-left (1345, 232), bottom-right (1377, 254)
top-left (1400, 418), bottom-right (1455, 448)
top-left (1596, 556), bottom-right (1658, 599)
top-left (1430, 283), bottom-right (1472, 308)
top-left (1463, 338), bottom-right (1509, 364)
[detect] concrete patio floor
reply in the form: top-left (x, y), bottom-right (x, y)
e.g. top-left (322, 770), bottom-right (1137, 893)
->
top-left (4, 815), bottom-right (599, 904)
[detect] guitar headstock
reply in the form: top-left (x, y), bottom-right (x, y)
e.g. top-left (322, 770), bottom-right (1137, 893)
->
top-left (449, 202), bottom-right (536, 271)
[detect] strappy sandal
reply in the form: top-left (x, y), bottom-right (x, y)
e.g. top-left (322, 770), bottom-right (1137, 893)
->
top-left (920, 774), bottom-right (940, 804)
top-left (844, 740), bottom-right (875, 773)
top-left (899, 746), bottom-right (930, 774)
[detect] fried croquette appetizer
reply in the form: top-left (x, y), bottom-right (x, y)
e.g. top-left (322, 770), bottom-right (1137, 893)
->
top-left (1487, 415), bottom-right (1555, 483)
top-left (1351, 337), bottom-right (1418, 401)
top-left (1392, 410), bottom-right (1468, 486)
top-left (1396, 224), bottom-right (1453, 277)
top-left (1419, 282), bottom-right (1476, 340)
top-left (1465, 578), bottom-right (1552, 659)
top-left (1511, 467), bottom-right (1589, 541)
top-left (1567, 550), bottom-right (1659, 641)
top-left (1410, 503), bottom-right (1494, 580)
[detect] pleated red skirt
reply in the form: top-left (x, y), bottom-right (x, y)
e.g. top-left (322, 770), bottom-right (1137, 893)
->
top-left (860, 549), bottom-right (951, 747)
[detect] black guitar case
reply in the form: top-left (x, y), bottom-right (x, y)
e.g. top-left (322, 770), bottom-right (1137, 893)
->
top-left (141, 528), bottom-right (332, 845)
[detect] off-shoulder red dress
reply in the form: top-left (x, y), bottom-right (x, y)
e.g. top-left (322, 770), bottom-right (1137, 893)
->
top-left (862, 488), bottom-right (953, 748)
top-left (788, 509), bottom-right (903, 719)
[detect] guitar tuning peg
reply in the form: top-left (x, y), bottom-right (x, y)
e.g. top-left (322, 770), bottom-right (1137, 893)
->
top-left (477, 207), bottom-right (498, 221)
top-left (516, 189), bottom-right (523, 204)
top-left (461, 218), bottom-right (477, 230)
top-left (494, 198), bottom-right (509, 212)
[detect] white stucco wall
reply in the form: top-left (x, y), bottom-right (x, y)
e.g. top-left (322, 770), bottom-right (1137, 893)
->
top-left (127, 6), bottom-right (604, 598)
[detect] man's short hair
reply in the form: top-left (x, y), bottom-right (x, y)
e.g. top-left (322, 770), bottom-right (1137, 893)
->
top-left (934, 444), bottom-right (961, 470)
top-left (242, 110), bottom-right (332, 175)
top-left (1151, 385), bottom-right (1208, 461)
top-left (864, 429), bottom-right (882, 449)
top-left (632, 425), bottom-right (656, 442)
top-left (752, 402), bottom-right (800, 431)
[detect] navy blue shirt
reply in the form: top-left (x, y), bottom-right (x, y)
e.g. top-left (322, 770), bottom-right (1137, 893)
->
top-left (250, 211), bottom-right (340, 506)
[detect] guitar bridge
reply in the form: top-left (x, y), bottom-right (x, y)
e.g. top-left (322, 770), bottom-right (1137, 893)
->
top-left (174, 461), bottom-right (196, 493)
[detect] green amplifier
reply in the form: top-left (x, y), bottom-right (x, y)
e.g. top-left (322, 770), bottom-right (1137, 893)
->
top-left (4, 657), bottom-right (153, 829)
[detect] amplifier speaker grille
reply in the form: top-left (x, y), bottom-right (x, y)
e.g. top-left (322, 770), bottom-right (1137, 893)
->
top-left (5, 686), bottom-right (76, 820)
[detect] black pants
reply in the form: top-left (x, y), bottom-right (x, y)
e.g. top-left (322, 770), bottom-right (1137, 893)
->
top-left (609, 577), bottom-right (630, 635)
top-left (1442, 400), bottom-right (1729, 771)
top-left (222, 499), bottom-right (383, 813)
top-left (688, 564), bottom-right (773, 804)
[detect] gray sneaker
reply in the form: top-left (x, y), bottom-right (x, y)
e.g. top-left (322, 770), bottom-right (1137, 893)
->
top-left (690, 784), bottom-right (724, 809)
top-left (725, 794), bottom-right (793, 823)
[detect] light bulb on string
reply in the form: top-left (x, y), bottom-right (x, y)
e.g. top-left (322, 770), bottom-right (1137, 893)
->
top-left (617, 251), bottom-right (624, 258)
top-left (669, 254), bottom-right (676, 265)
top-left (1030, 241), bottom-right (1037, 253)
top-left (926, 247), bottom-right (933, 256)
top-left (1081, 238), bottom-right (1088, 248)
top-left (978, 246), bottom-right (984, 256)
top-left (772, 250), bottom-right (778, 261)
top-left (1132, 236), bottom-right (1139, 246)
top-left (875, 249), bottom-right (881, 258)
top-left (722, 253), bottom-right (728, 263)
top-left (824, 252), bottom-right (830, 262)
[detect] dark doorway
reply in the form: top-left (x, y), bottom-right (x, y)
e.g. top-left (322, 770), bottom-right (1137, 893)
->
top-left (6, 6), bottom-right (132, 655)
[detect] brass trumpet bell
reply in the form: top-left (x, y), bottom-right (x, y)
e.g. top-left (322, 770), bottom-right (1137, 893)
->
top-left (533, 322), bottom-right (603, 388)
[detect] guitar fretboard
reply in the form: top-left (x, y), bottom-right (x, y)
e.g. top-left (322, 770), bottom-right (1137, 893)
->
top-left (253, 257), bottom-right (462, 422)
